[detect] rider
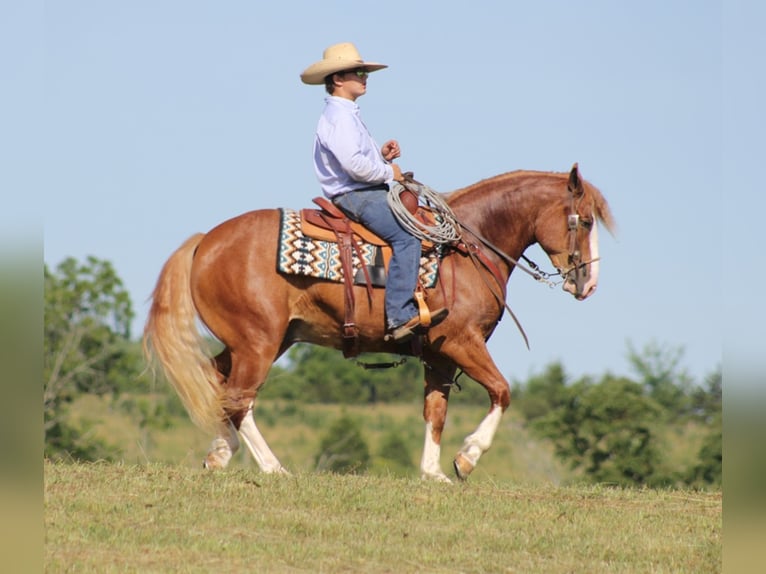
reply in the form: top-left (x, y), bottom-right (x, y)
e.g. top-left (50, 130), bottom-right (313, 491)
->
top-left (301, 42), bottom-right (447, 343)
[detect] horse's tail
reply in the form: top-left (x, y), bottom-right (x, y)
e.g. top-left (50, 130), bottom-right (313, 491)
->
top-left (143, 233), bottom-right (223, 434)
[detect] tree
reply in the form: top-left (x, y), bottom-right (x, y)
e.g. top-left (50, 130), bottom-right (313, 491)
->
top-left (687, 368), bottom-right (722, 486)
top-left (534, 374), bottom-right (664, 486)
top-left (687, 412), bottom-right (722, 487)
top-left (375, 429), bottom-right (414, 475)
top-left (690, 367), bottom-right (722, 423)
top-left (44, 257), bottom-right (137, 460)
top-left (314, 415), bottom-right (370, 474)
top-left (264, 343), bottom-right (491, 406)
top-left (274, 344), bottom-right (425, 404)
top-left (627, 340), bottom-right (692, 418)
top-left (516, 362), bottom-right (569, 422)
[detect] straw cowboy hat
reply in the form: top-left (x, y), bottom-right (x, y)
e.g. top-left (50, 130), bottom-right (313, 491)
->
top-left (300, 42), bottom-right (387, 85)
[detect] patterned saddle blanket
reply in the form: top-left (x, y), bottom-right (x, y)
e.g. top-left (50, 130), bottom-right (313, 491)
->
top-left (277, 208), bottom-right (439, 288)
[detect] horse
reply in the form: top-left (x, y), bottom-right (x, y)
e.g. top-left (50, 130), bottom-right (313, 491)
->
top-left (143, 163), bottom-right (614, 482)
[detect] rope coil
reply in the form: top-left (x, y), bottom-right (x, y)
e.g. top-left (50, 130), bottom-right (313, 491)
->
top-left (387, 177), bottom-right (463, 245)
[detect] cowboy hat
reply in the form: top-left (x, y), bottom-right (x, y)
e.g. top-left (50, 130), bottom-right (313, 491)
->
top-left (300, 42), bottom-right (387, 85)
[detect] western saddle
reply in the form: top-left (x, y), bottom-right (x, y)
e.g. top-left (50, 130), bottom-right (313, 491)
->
top-left (299, 190), bottom-right (435, 357)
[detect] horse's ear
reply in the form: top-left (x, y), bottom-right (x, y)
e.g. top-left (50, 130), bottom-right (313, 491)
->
top-left (568, 163), bottom-right (583, 197)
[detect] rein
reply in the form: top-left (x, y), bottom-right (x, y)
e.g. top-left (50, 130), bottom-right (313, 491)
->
top-left (395, 176), bottom-right (563, 287)
top-left (388, 176), bottom-right (569, 351)
top-left (456, 220), bottom-right (560, 288)
top-left (354, 175), bottom-right (596, 367)
top-left (397, 176), bottom-right (603, 346)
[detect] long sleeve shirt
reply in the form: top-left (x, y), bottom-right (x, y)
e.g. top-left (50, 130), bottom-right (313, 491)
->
top-left (313, 96), bottom-right (394, 198)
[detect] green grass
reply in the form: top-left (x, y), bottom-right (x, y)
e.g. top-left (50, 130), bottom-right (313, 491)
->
top-left (67, 396), bottom-right (573, 484)
top-left (45, 461), bottom-right (721, 573)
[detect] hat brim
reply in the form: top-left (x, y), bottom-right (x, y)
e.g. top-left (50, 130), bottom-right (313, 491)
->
top-left (300, 60), bottom-right (387, 85)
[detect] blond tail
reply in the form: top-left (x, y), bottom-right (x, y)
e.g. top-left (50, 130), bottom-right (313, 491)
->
top-left (143, 233), bottom-right (223, 434)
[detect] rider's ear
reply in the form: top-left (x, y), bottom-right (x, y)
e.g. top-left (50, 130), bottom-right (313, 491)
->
top-left (568, 163), bottom-right (584, 197)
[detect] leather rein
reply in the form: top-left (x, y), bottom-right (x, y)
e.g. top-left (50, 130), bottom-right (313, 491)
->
top-left (434, 183), bottom-right (599, 350)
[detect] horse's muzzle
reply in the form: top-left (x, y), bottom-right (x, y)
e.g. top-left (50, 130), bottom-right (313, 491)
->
top-left (562, 263), bottom-right (597, 301)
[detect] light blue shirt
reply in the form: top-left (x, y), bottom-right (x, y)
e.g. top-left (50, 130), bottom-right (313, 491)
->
top-left (313, 96), bottom-right (394, 198)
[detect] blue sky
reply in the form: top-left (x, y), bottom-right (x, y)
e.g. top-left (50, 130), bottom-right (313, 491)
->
top-left (9, 1), bottom-right (763, 386)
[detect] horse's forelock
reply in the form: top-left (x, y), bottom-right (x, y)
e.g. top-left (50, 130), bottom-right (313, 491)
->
top-left (583, 181), bottom-right (616, 236)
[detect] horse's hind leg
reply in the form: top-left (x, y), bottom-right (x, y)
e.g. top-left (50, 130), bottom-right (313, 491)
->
top-left (203, 349), bottom-right (240, 469)
top-left (213, 345), bottom-right (288, 474)
top-left (204, 419), bottom-right (240, 469)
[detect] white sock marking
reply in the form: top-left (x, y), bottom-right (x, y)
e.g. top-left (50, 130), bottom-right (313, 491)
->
top-left (238, 405), bottom-right (287, 474)
top-left (460, 405), bottom-right (503, 465)
top-left (420, 421), bottom-right (449, 480)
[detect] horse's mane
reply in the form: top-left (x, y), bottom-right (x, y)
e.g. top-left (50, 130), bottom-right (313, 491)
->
top-left (447, 169), bottom-right (616, 236)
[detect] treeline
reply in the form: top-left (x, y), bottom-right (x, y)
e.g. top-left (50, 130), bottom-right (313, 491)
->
top-left (44, 257), bottom-right (721, 488)
top-left (262, 344), bottom-right (721, 488)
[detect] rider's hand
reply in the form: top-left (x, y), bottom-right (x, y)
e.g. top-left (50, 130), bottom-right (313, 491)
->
top-left (381, 140), bottom-right (401, 162)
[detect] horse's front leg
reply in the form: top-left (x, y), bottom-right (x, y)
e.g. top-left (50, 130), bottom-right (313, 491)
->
top-left (453, 404), bottom-right (504, 480)
top-left (437, 335), bottom-right (511, 480)
top-left (420, 361), bottom-right (455, 482)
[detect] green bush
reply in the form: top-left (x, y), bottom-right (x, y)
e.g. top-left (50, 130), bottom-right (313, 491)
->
top-left (375, 429), bottom-right (414, 475)
top-left (687, 413), bottom-right (722, 487)
top-left (314, 415), bottom-right (371, 474)
top-left (533, 375), bottom-right (664, 486)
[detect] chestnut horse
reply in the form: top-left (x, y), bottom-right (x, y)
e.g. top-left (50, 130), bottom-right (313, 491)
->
top-left (144, 164), bottom-right (614, 482)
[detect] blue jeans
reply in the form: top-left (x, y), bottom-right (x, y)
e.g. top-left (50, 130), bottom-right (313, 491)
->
top-left (333, 189), bottom-right (420, 329)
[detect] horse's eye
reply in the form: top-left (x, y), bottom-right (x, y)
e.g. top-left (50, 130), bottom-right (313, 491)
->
top-left (581, 219), bottom-right (593, 230)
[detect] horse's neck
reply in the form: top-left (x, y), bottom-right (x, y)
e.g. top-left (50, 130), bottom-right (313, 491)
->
top-left (452, 176), bottom-right (550, 261)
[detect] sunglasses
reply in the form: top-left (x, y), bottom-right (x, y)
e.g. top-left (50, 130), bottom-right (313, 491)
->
top-left (342, 68), bottom-right (369, 79)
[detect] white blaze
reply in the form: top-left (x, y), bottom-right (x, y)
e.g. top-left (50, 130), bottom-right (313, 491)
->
top-left (583, 222), bottom-right (600, 297)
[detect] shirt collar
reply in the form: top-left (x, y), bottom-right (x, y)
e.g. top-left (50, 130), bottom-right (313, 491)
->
top-left (326, 95), bottom-right (359, 111)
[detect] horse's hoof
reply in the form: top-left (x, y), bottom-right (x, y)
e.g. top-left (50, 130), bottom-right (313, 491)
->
top-left (203, 457), bottom-right (222, 470)
top-left (203, 451), bottom-right (229, 470)
top-left (453, 453), bottom-right (474, 480)
top-left (421, 472), bottom-right (453, 483)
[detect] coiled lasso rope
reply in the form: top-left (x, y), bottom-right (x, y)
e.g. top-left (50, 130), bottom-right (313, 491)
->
top-left (387, 176), bottom-right (463, 245)
top-left (388, 175), bottom-right (534, 350)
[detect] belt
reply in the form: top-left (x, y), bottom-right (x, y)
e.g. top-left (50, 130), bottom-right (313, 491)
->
top-left (330, 184), bottom-right (389, 207)
top-left (350, 183), bottom-right (389, 193)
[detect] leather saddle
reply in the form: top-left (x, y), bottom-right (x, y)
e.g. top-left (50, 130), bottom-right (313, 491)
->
top-left (297, 190), bottom-right (436, 358)
top-left (301, 197), bottom-right (389, 246)
top-left (300, 195), bottom-right (436, 252)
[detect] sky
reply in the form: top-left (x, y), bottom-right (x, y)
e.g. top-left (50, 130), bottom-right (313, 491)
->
top-left (7, 1), bottom-right (763, 387)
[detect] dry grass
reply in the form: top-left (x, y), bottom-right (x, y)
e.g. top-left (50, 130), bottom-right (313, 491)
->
top-left (44, 461), bottom-right (721, 573)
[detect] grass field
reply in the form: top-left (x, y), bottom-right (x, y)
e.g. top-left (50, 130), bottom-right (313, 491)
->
top-left (67, 396), bottom-right (576, 484)
top-left (50, 396), bottom-right (721, 571)
top-left (44, 461), bottom-right (720, 573)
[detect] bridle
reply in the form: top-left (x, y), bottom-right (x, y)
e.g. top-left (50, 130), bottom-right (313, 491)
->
top-left (457, 189), bottom-right (598, 291)
top-left (558, 182), bottom-right (600, 288)
top-left (450, 181), bottom-right (599, 343)
top-left (392, 175), bottom-right (600, 346)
